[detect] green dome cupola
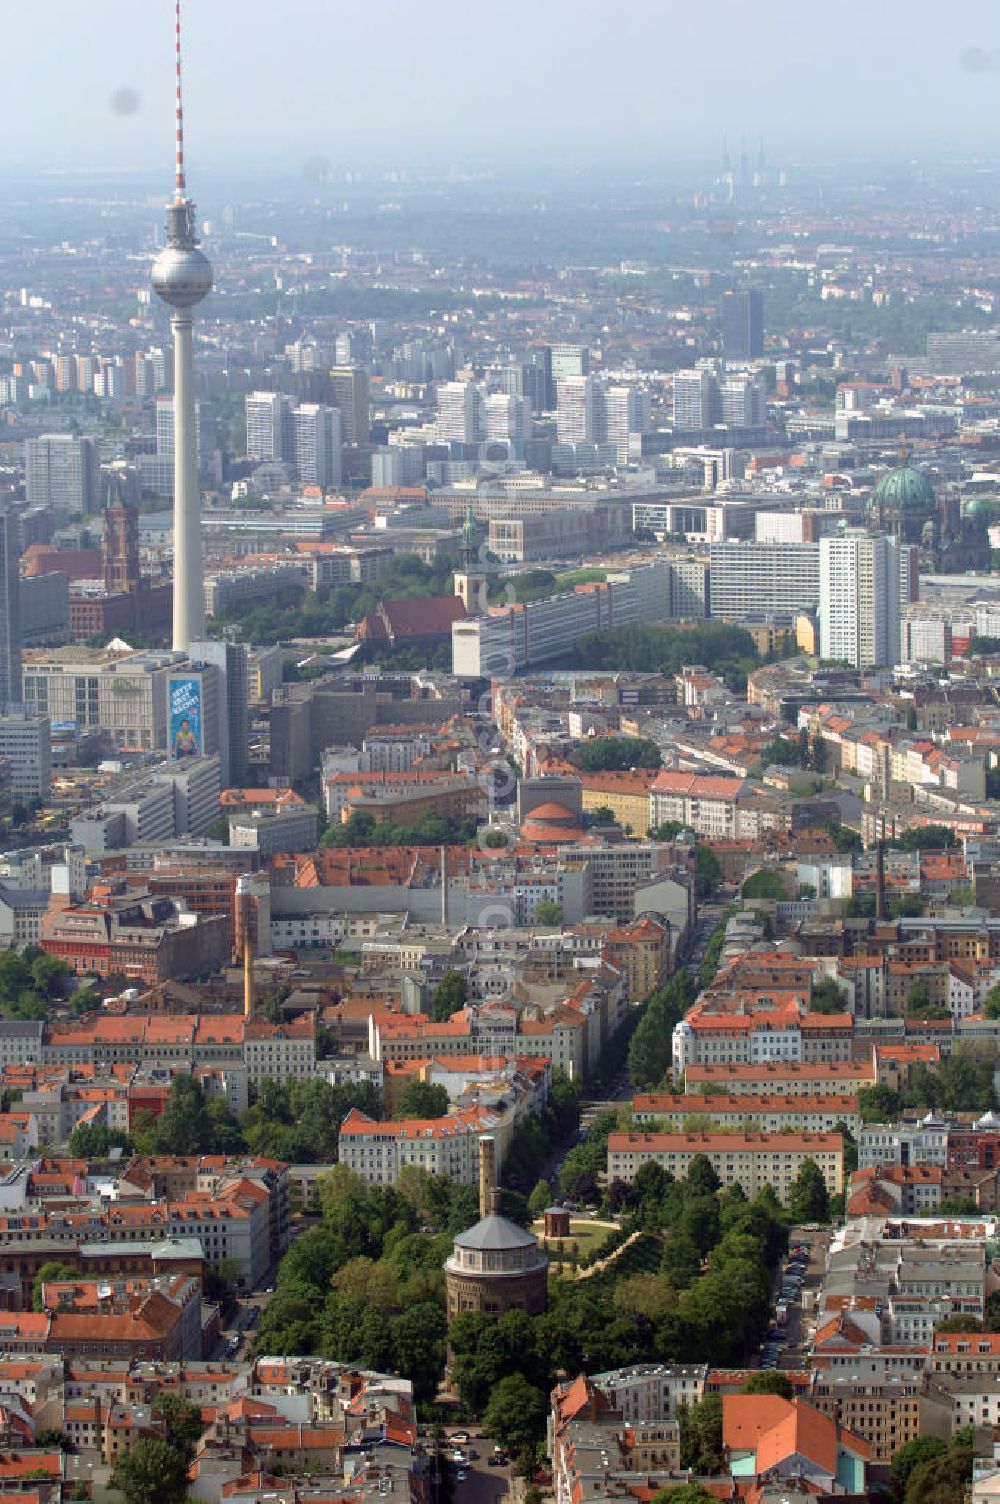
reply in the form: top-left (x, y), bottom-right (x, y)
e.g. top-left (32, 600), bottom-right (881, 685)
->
top-left (869, 446), bottom-right (935, 517)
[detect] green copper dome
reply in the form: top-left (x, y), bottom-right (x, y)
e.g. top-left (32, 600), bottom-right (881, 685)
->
top-left (462, 503), bottom-right (479, 551)
top-left (963, 494), bottom-right (998, 519)
top-left (870, 463), bottom-right (935, 515)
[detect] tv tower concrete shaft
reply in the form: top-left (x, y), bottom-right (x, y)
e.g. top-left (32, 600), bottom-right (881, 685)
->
top-left (150, 0), bottom-right (212, 653)
top-left (171, 307), bottom-right (204, 650)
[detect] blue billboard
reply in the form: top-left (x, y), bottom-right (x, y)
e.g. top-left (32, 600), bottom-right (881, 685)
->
top-left (169, 676), bottom-right (202, 759)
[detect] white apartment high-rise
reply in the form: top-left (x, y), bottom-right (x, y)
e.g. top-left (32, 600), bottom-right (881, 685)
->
top-left (24, 435), bottom-right (99, 513)
top-left (819, 532), bottom-right (900, 669)
top-left (436, 381), bottom-right (482, 444)
top-left (293, 403), bottom-right (342, 488)
top-left (605, 386), bottom-right (650, 463)
top-left (150, 0), bottom-right (213, 655)
top-left (672, 369), bottom-right (719, 430)
top-left (556, 376), bottom-right (605, 445)
top-left (720, 374), bottom-right (765, 426)
top-left (483, 393), bottom-right (530, 445)
top-left (245, 392), bottom-right (293, 462)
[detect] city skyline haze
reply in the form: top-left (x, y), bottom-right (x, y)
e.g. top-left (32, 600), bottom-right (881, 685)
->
top-left (4, 0), bottom-right (1000, 180)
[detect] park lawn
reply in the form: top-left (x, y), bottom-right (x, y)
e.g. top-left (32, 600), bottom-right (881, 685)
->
top-left (532, 1217), bottom-right (615, 1261)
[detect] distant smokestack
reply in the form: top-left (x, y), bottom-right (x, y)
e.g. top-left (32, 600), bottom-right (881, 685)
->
top-left (875, 839), bottom-right (887, 923)
top-left (440, 843), bottom-right (448, 928)
top-left (479, 1136), bottom-right (498, 1219)
top-left (243, 929), bottom-right (254, 1021)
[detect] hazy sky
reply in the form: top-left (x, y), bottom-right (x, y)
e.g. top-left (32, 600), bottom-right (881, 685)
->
top-left (4, 0), bottom-right (1000, 180)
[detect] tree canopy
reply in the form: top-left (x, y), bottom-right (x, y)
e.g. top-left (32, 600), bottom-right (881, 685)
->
top-left (571, 621), bottom-right (765, 690)
top-left (571, 736), bottom-right (662, 772)
top-left (396, 1081), bottom-right (450, 1120)
top-left (429, 971), bottom-right (468, 1022)
top-left (786, 1158), bottom-right (830, 1224)
top-left (110, 1434), bottom-right (191, 1504)
top-left (628, 972), bottom-right (697, 1089)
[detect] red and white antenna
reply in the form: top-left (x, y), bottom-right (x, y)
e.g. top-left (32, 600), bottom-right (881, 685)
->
top-left (174, 0), bottom-right (187, 200)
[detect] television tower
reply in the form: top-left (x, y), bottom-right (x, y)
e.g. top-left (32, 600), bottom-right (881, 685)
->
top-left (151, 0), bottom-right (212, 653)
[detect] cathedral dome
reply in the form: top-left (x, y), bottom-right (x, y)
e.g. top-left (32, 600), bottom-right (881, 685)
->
top-left (869, 462), bottom-right (935, 516)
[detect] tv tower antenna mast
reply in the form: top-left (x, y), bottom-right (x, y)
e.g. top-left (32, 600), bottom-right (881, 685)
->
top-left (152, 0), bottom-right (212, 653)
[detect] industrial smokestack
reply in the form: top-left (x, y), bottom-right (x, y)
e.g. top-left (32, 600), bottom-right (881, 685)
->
top-left (479, 1136), bottom-right (498, 1219)
top-left (243, 929), bottom-right (254, 1021)
top-left (875, 838), bottom-right (887, 923)
top-left (440, 843), bottom-right (448, 928)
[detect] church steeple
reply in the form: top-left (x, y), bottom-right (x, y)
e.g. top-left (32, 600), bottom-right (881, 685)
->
top-left (460, 503), bottom-right (480, 572)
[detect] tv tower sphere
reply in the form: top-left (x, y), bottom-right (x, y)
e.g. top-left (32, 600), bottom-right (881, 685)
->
top-left (152, 204), bottom-right (213, 308)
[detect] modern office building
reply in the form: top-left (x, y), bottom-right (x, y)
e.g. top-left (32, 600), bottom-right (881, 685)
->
top-left (672, 369), bottom-right (719, 430)
top-left (708, 541), bottom-right (821, 621)
top-left (293, 402), bottom-right (342, 488)
top-left (245, 392), bottom-right (293, 462)
top-left (722, 288), bottom-right (765, 359)
top-left (19, 573), bottom-right (70, 648)
top-left (452, 558), bottom-right (678, 677)
top-left (0, 714), bottom-right (51, 800)
top-left (925, 331), bottom-right (1000, 375)
top-left (556, 376), bottom-right (605, 445)
top-left (371, 446), bottom-right (426, 487)
top-left (549, 344), bottom-right (590, 382)
top-left (605, 387), bottom-right (651, 463)
top-left (819, 531), bottom-right (901, 669)
top-left (328, 366), bottom-right (370, 446)
top-left (22, 647), bottom-right (178, 753)
top-left (720, 374), bottom-right (765, 426)
top-left (436, 381), bottom-right (482, 444)
top-left (483, 393), bottom-right (531, 445)
top-left (0, 510), bottom-right (21, 707)
top-left (24, 436), bottom-right (99, 513)
top-left (187, 639), bottom-right (250, 787)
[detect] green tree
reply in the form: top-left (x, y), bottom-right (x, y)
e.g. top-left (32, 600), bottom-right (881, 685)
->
top-left (534, 899), bottom-right (564, 926)
top-left (891, 1436), bottom-right (948, 1495)
top-left (628, 972), bottom-right (696, 1089)
top-left (396, 1081), bottom-right (450, 1120)
top-left (694, 844), bottom-right (722, 900)
top-left (429, 971), bottom-right (468, 1022)
top-left (572, 736), bottom-right (661, 772)
top-left (482, 1373), bottom-right (548, 1459)
top-left (686, 1153), bottom-right (721, 1197)
top-left (205, 816), bottom-right (230, 844)
top-left (67, 1122), bottom-right (133, 1158)
top-left (651, 1487), bottom-right (719, 1504)
top-left (110, 1434), bottom-right (191, 1504)
top-left (151, 1073), bottom-right (245, 1155)
top-left (32, 1261), bottom-right (79, 1312)
top-left (677, 1394), bottom-right (723, 1473)
top-left (933, 1314), bottom-right (983, 1334)
top-left (787, 1158), bottom-right (830, 1223)
top-left (528, 1180), bottom-right (552, 1218)
top-left (742, 870), bottom-right (788, 901)
top-left (29, 952), bottom-right (72, 1001)
top-left (810, 977), bottom-right (848, 1014)
top-left (903, 1444), bottom-right (972, 1504)
top-left (152, 1393), bottom-right (204, 1458)
top-left (743, 1370), bottom-right (793, 1399)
